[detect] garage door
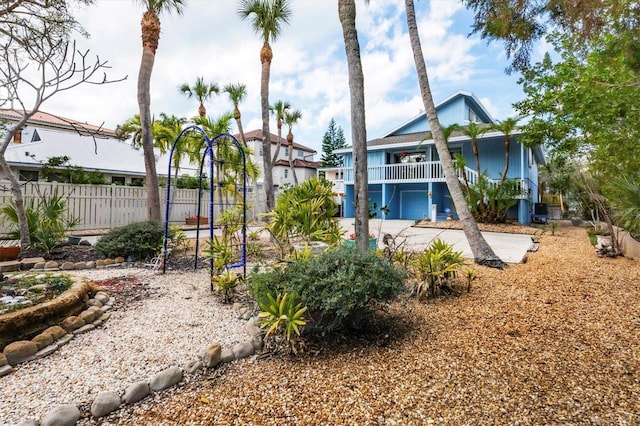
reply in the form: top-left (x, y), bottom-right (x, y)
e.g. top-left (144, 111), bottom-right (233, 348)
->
top-left (400, 190), bottom-right (429, 220)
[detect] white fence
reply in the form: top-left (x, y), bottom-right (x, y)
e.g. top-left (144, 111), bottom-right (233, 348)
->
top-left (0, 181), bottom-right (266, 234)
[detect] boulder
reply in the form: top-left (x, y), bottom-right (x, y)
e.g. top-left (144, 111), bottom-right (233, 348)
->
top-left (34, 343), bottom-right (59, 359)
top-left (44, 260), bottom-right (58, 270)
top-left (201, 343), bottom-right (221, 368)
top-left (122, 381), bottom-right (150, 404)
top-left (114, 256), bottom-right (125, 264)
top-left (149, 366), bottom-right (182, 391)
top-left (42, 325), bottom-right (67, 341)
top-left (90, 391), bottom-right (121, 417)
top-left (78, 309), bottom-right (97, 324)
top-left (60, 262), bottom-right (75, 271)
top-left (184, 359), bottom-right (203, 374)
top-left (94, 292), bottom-right (110, 305)
top-left (0, 352), bottom-right (7, 366)
top-left (220, 348), bottom-right (235, 363)
top-left (41, 404), bottom-right (81, 426)
top-left (86, 298), bottom-right (103, 308)
top-left (3, 340), bottom-right (38, 365)
top-left (73, 262), bottom-right (87, 270)
top-left (86, 261), bottom-right (96, 269)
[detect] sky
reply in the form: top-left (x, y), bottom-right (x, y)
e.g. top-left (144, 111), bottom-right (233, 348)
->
top-left (41, 0), bottom-right (545, 157)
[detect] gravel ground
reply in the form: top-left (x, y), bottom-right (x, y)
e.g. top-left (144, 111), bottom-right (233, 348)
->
top-left (0, 268), bottom-right (252, 425)
top-left (104, 225), bottom-right (639, 425)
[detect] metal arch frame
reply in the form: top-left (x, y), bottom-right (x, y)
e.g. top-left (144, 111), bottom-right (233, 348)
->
top-left (161, 125), bottom-right (247, 287)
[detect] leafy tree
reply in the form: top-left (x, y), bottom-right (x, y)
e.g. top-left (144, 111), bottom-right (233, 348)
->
top-left (404, 0), bottom-right (504, 268)
top-left (463, 0), bottom-right (640, 73)
top-left (320, 118), bottom-right (347, 167)
top-left (179, 76), bottom-right (219, 118)
top-left (338, 0), bottom-right (370, 251)
top-left (135, 0), bottom-right (185, 222)
top-left (238, 0), bottom-right (292, 211)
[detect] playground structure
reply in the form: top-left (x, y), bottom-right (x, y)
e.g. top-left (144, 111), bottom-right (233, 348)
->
top-left (161, 126), bottom-right (248, 287)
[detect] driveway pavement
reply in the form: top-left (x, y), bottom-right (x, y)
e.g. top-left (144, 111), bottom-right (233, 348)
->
top-left (340, 219), bottom-right (533, 264)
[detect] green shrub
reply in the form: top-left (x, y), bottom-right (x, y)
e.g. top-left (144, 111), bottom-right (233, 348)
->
top-left (249, 245), bottom-right (406, 333)
top-left (95, 221), bottom-right (164, 260)
top-left (412, 238), bottom-right (465, 299)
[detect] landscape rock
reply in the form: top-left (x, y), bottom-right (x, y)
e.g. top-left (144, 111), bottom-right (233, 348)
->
top-left (251, 335), bottom-right (264, 351)
top-left (42, 325), bottom-right (67, 341)
top-left (31, 333), bottom-right (54, 350)
top-left (74, 262), bottom-right (86, 270)
top-left (149, 366), bottom-right (182, 391)
top-left (43, 260), bottom-right (58, 270)
top-left (184, 359), bottom-right (203, 374)
top-left (60, 262), bottom-right (75, 271)
top-left (41, 404), bottom-right (80, 426)
top-left (94, 292), bottom-right (110, 305)
top-left (32, 261), bottom-right (46, 270)
top-left (232, 341), bottom-right (255, 360)
top-left (56, 334), bottom-right (74, 347)
top-left (0, 352), bottom-right (7, 366)
top-left (34, 344), bottom-right (59, 359)
top-left (86, 261), bottom-right (96, 269)
top-left (86, 298), bottom-right (103, 308)
top-left (78, 309), bottom-right (97, 324)
top-left (60, 316), bottom-right (85, 332)
top-left (115, 256), bottom-right (125, 263)
top-left (95, 259), bottom-right (105, 267)
top-left (20, 257), bottom-right (46, 270)
top-left (73, 324), bottom-right (96, 335)
top-left (90, 391), bottom-right (121, 417)
top-left (3, 340), bottom-right (38, 365)
top-left (0, 364), bottom-right (14, 377)
top-left (201, 343), bottom-right (221, 368)
top-left (122, 381), bottom-right (150, 404)
top-left (220, 348), bottom-right (235, 363)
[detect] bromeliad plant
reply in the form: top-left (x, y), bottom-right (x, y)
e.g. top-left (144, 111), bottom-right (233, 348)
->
top-left (258, 292), bottom-right (307, 354)
top-left (413, 238), bottom-right (466, 299)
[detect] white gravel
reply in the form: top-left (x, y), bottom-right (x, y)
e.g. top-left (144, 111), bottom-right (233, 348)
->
top-left (0, 268), bottom-right (252, 425)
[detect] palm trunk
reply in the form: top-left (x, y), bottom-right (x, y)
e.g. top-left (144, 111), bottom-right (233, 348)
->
top-left (272, 120), bottom-right (282, 165)
top-left (260, 42), bottom-right (275, 211)
top-left (500, 137), bottom-right (510, 186)
top-left (288, 134), bottom-right (298, 185)
top-left (339, 0), bottom-right (369, 251)
top-left (405, 0), bottom-right (504, 268)
top-left (137, 47), bottom-right (162, 222)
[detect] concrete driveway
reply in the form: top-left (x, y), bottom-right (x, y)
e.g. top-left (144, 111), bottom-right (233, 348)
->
top-left (340, 219), bottom-right (533, 264)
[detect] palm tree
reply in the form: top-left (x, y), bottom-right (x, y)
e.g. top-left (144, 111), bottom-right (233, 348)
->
top-left (224, 83), bottom-right (248, 146)
top-left (284, 109), bottom-right (302, 185)
top-left (179, 76), bottom-right (219, 118)
top-left (462, 121), bottom-right (488, 178)
top-left (338, 0), bottom-right (370, 251)
top-left (404, 0), bottom-right (505, 268)
top-left (135, 0), bottom-right (186, 222)
top-left (491, 117), bottom-right (519, 186)
top-left (238, 0), bottom-right (292, 211)
top-left (270, 99), bottom-right (290, 166)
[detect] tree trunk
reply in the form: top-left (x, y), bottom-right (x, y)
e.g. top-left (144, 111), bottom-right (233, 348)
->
top-left (339, 0), bottom-right (369, 251)
top-left (288, 134), bottom-right (298, 185)
top-left (0, 127), bottom-right (30, 250)
top-left (137, 46), bottom-right (162, 222)
top-left (405, 0), bottom-right (505, 268)
top-left (260, 42), bottom-right (275, 211)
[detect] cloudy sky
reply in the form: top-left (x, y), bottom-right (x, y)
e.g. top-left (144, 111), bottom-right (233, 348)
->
top-left (43, 0), bottom-right (541, 156)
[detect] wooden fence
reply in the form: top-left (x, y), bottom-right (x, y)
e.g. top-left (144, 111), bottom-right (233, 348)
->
top-left (0, 181), bottom-right (266, 234)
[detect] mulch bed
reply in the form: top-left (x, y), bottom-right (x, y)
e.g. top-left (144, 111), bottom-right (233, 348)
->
top-left (95, 223), bottom-right (640, 425)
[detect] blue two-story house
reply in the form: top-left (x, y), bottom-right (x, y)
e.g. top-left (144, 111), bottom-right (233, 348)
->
top-left (329, 91), bottom-right (545, 225)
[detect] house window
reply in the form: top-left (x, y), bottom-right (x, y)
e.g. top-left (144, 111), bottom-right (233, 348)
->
top-left (130, 177), bottom-right (144, 187)
top-left (284, 169), bottom-right (289, 178)
top-left (449, 146), bottom-right (462, 157)
top-left (19, 170), bottom-right (39, 182)
top-left (259, 146), bottom-right (263, 156)
top-left (298, 150), bottom-right (304, 158)
top-left (284, 147), bottom-right (289, 157)
top-left (468, 108), bottom-right (478, 123)
top-left (111, 176), bottom-right (125, 185)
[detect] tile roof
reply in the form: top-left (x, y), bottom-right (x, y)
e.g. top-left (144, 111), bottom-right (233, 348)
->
top-left (240, 129), bottom-right (316, 153)
top-left (0, 109), bottom-right (118, 137)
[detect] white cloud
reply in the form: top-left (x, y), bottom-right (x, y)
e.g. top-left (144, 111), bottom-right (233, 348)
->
top-left (32, 0), bottom-right (528, 157)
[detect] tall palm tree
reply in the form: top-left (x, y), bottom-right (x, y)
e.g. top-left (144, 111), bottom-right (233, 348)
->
top-left (135, 0), bottom-right (186, 222)
top-left (284, 109), bottom-right (302, 185)
top-left (224, 83), bottom-right (248, 146)
top-left (339, 0), bottom-right (369, 251)
top-left (491, 117), bottom-right (519, 186)
top-left (270, 99), bottom-right (291, 165)
top-left (238, 0), bottom-right (292, 211)
top-left (462, 121), bottom-right (488, 178)
top-left (404, 0), bottom-right (504, 268)
top-left (179, 76), bottom-right (219, 118)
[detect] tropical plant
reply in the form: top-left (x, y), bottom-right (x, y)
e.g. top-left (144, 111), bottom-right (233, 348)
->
top-left (211, 270), bottom-right (241, 303)
top-left (264, 176), bottom-right (342, 256)
top-left (269, 99), bottom-right (291, 166)
top-left (135, 0), bottom-right (186, 222)
top-left (338, 0), bottom-right (370, 251)
top-left (0, 190), bottom-right (79, 254)
top-left (608, 177), bottom-right (640, 238)
top-left (249, 245), bottom-right (405, 333)
top-left (404, 0), bottom-right (505, 268)
top-left (413, 238), bottom-right (465, 299)
top-left (283, 108), bottom-right (302, 185)
top-left (491, 117), bottom-right (519, 187)
top-left (258, 292), bottom-right (307, 341)
top-left (179, 76), bottom-right (219, 117)
top-left (238, 0), bottom-right (292, 211)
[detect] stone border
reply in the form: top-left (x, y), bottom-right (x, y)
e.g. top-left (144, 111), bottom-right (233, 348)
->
top-left (9, 299), bottom-right (264, 426)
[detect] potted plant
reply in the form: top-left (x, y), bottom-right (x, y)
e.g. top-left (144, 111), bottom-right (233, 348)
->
top-left (185, 215), bottom-right (208, 226)
top-left (344, 233), bottom-right (377, 250)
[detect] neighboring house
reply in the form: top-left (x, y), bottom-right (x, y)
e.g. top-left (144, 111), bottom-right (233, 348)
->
top-left (0, 109), bottom-right (197, 184)
top-left (241, 129), bottom-right (319, 189)
top-left (324, 91), bottom-right (545, 225)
